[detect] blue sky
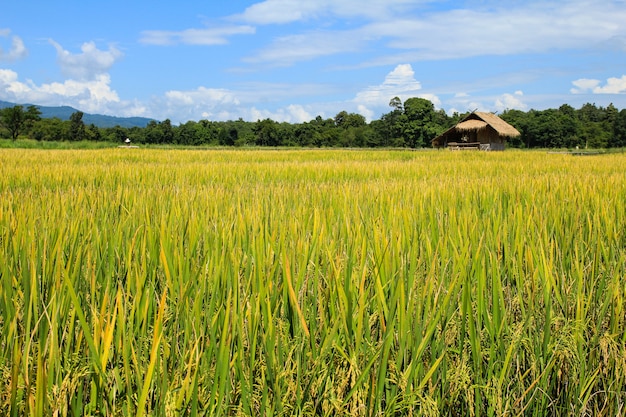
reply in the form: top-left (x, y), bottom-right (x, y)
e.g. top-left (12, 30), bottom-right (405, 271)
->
top-left (1, 0), bottom-right (625, 123)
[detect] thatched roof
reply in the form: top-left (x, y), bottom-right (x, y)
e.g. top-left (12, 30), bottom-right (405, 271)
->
top-left (432, 111), bottom-right (520, 146)
top-left (472, 112), bottom-right (520, 137)
top-left (456, 119), bottom-right (488, 132)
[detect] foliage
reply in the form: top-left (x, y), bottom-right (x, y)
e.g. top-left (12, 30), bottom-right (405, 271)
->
top-left (3, 99), bottom-right (626, 149)
top-left (69, 111), bottom-right (87, 142)
top-left (0, 105), bottom-right (41, 140)
top-left (501, 103), bottom-right (622, 149)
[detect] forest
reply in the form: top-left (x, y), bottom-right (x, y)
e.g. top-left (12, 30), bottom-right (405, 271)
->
top-left (2, 97), bottom-right (626, 148)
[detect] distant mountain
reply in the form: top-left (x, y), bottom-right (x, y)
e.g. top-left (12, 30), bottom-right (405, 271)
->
top-left (0, 100), bottom-right (156, 128)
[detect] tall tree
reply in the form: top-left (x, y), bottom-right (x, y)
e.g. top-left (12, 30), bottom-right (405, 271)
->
top-left (253, 119), bottom-right (280, 146)
top-left (69, 111), bottom-right (86, 141)
top-left (0, 105), bottom-right (41, 140)
top-left (335, 111), bottom-right (366, 129)
top-left (389, 96), bottom-right (403, 112)
top-left (402, 97), bottom-right (439, 148)
top-left (159, 119), bottom-right (175, 144)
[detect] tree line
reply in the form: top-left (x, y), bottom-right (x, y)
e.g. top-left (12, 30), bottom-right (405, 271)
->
top-left (2, 98), bottom-right (626, 148)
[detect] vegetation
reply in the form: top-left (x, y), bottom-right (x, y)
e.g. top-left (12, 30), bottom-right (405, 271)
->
top-left (0, 105), bottom-right (41, 140)
top-left (1, 148), bottom-right (625, 416)
top-left (2, 99), bottom-right (625, 148)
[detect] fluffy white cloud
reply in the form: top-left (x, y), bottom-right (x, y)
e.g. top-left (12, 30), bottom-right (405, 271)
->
top-left (0, 29), bottom-right (27, 61)
top-left (151, 80), bottom-right (340, 122)
top-left (570, 78), bottom-right (601, 94)
top-left (165, 87), bottom-right (240, 106)
top-left (353, 64), bottom-right (440, 120)
top-left (446, 90), bottom-right (529, 115)
top-left (495, 91), bottom-right (527, 112)
top-left (594, 76), bottom-right (626, 93)
top-left (140, 25), bottom-right (255, 46)
top-left (0, 69), bottom-right (138, 116)
top-left (0, 69), bottom-right (23, 93)
top-left (283, 104), bottom-right (314, 123)
top-left (354, 64), bottom-right (422, 105)
top-left (152, 85), bottom-right (318, 123)
top-left (249, 104), bottom-right (314, 123)
top-left (571, 76), bottom-right (626, 94)
top-left (49, 40), bottom-right (122, 81)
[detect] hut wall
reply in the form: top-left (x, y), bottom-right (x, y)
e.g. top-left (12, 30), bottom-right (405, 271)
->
top-left (477, 128), bottom-right (503, 144)
top-left (476, 128), bottom-right (506, 150)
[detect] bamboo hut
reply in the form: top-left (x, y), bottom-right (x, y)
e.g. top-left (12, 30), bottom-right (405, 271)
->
top-left (432, 112), bottom-right (520, 151)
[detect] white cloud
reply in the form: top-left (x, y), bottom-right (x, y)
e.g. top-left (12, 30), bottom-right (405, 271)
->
top-left (238, 0), bottom-right (626, 67)
top-left (0, 29), bottom-right (27, 61)
top-left (354, 64), bottom-right (422, 105)
top-left (140, 25), bottom-right (255, 46)
top-left (149, 82), bottom-right (325, 123)
top-left (235, 0), bottom-right (418, 24)
top-left (365, 1), bottom-right (626, 61)
top-left (570, 78), bottom-right (601, 94)
top-left (165, 87), bottom-right (240, 106)
top-left (236, 1), bottom-right (319, 24)
top-left (357, 104), bottom-right (374, 121)
top-left (592, 75), bottom-right (626, 94)
top-left (0, 69), bottom-right (145, 116)
top-left (352, 64), bottom-right (440, 120)
top-left (284, 104), bottom-right (314, 123)
top-left (0, 69), bottom-right (28, 94)
top-left (244, 30), bottom-right (365, 66)
top-left (446, 90), bottom-right (529, 115)
top-left (248, 104), bottom-right (314, 123)
top-left (571, 75), bottom-right (626, 94)
top-left (49, 40), bottom-right (122, 81)
top-left (149, 80), bottom-right (341, 122)
top-left (494, 91), bottom-right (528, 111)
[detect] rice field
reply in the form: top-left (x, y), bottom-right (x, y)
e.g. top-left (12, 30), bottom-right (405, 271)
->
top-left (0, 148), bottom-right (625, 416)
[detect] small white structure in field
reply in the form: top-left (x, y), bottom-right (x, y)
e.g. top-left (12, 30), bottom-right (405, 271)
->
top-left (119, 138), bottom-right (138, 148)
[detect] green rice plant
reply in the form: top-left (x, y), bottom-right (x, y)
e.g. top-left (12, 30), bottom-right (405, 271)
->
top-left (0, 149), bottom-right (624, 416)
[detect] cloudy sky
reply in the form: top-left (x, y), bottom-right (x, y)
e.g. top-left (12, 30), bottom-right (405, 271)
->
top-left (1, 0), bottom-right (625, 123)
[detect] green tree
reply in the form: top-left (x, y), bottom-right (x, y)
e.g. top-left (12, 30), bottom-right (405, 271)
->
top-left (159, 119), bottom-right (175, 144)
top-left (389, 96), bottom-right (403, 112)
top-left (218, 126), bottom-right (238, 146)
top-left (501, 109), bottom-right (528, 148)
top-left (402, 97), bottom-right (440, 148)
top-left (86, 124), bottom-right (102, 141)
top-left (0, 105), bottom-right (41, 140)
top-left (253, 119), bottom-right (280, 146)
top-left (69, 111), bottom-right (86, 141)
top-left (144, 120), bottom-right (161, 144)
top-left (613, 109), bottom-right (626, 148)
top-left (578, 103), bottom-right (611, 148)
top-left (103, 125), bottom-right (130, 143)
top-left (175, 121), bottom-right (201, 145)
top-left (30, 117), bottom-right (68, 141)
top-left (334, 111), bottom-right (366, 129)
top-left (376, 101), bottom-right (405, 146)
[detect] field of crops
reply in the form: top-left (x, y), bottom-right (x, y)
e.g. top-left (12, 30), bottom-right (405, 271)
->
top-left (0, 148), bottom-right (625, 416)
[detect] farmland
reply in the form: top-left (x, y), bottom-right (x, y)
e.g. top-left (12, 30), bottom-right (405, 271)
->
top-left (0, 148), bottom-right (625, 416)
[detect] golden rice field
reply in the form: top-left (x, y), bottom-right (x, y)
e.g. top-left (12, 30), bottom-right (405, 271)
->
top-left (0, 148), bottom-right (625, 416)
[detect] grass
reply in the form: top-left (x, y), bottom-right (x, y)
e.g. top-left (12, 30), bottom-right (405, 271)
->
top-left (0, 138), bottom-right (120, 149)
top-left (0, 148), bottom-right (624, 416)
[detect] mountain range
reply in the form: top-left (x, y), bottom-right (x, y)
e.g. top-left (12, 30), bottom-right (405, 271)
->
top-left (0, 101), bottom-right (156, 128)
